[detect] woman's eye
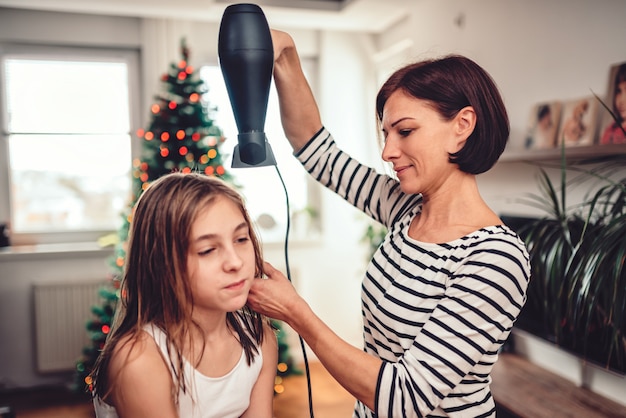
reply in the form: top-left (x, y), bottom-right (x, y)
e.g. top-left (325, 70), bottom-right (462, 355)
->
top-left (399, 129), bottom-right (412, 137)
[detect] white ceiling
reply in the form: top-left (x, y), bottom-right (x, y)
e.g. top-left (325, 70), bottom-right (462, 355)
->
top-left (0, 0), bottom-right (413, 33)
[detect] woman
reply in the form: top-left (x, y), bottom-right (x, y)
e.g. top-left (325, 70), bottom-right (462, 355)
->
top-left (248, 30), bottom-right (530, 417)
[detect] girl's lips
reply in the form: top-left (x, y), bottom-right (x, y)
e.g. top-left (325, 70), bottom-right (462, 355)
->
top-left (225, 280), bottom-right (245, 290)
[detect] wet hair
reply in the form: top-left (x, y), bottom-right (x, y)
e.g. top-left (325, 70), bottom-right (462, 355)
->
top-left (376, 54), bottom-right (510, 174)
top-left (611, 63), bottom-right (626, 123)
top-left (91, 172), bottom-right (268, 405)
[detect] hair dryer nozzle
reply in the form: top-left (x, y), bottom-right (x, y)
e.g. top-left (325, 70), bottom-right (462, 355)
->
top-left (231, 131), bottom-right (277, 168)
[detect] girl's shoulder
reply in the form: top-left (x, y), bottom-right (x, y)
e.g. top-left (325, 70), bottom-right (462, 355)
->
top-left (109, 328), bottom-right (166, 380)
top-left (104, 329), bottom-right (177, 416)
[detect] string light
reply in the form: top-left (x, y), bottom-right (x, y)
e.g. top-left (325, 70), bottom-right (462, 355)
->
top-left (136, 129), bottom-right (145, 138)
top-left (176, 130), bottom-right (185, 140)
top-left (161, 132), bottom-right (170, 142)
top-left (216, 166), bottom-right (225, 175)
top-left (189, 93), bottom-right (199, 102)
top-left (151, 104), bottom-right (160, 114)
top-left (179, 146), bottom-right (188, 156)
top-left (205, 166), bottom-right (215, 175)
top-left (168, 101), bottom-right (177, 110)
top-left (192, 132), bottom-right (200, 141)
top-left (160, 147), bottom-right (170, 158)
top-left (207, 149), bottom-right (217, 159)
top-left (144, 131), bottom-right (154, 141)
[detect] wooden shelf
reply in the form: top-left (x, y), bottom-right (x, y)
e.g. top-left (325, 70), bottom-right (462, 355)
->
top-left (491, 353), bottom-right (626, 418)
top-left (500, 143), bottom-right (626, 162)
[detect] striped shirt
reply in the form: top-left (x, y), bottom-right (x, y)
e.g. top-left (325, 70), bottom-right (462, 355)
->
top-left (295, 128), bottom-right (530, 418)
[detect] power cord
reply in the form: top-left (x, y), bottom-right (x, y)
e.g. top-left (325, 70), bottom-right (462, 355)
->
top-left (274, 165), bottom-right (315, 418)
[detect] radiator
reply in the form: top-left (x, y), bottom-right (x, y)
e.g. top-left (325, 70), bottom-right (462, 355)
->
top-left (33, 280), bottom-right (105, 373)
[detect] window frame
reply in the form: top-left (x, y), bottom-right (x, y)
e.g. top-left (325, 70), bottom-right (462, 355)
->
top-left (0, 43), bottom-right (141, 246)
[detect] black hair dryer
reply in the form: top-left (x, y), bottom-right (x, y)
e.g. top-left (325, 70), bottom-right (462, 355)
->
top-left (218, 3), bottom-right (276, 168)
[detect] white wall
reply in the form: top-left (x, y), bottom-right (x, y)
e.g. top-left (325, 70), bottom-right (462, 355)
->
top-left (1, 0), bottom-right (626, 399)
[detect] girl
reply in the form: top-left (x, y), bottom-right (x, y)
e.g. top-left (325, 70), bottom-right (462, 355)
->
top-left (91, 172), bottom-right (277, 418)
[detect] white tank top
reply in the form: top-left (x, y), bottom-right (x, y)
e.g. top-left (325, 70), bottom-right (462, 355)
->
top-left (93, 323), bottom-right (263, 418)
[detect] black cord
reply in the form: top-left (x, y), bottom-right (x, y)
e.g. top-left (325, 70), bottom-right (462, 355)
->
top-left (274, 165), bottom-right (315, 418)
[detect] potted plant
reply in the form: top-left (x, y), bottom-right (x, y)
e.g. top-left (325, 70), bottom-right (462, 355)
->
top-left (514, 139), bottom-right (626, 373)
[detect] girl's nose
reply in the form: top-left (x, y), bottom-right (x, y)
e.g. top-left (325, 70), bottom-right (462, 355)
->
top-left (223, 246), bottom-right (244, 271)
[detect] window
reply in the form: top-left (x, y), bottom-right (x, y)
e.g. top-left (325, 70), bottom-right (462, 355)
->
top-left (0, 45), bottom-right (139, 245)
top-left (201, 62), bottom-right (319, 243)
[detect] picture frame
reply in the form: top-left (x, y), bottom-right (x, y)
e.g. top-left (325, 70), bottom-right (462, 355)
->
top-left (556, 96), bottom-right (598, 147)
top-left (524, 101), bottom-right (561, 150)
top-left (598, 61), bottom-right (626, 145)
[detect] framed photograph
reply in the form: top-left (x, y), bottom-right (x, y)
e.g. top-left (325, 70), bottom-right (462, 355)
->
top-left (524, 101), bottom-right (561, 150)
top-left (598, 61), bottom-right (626, 145)
top-left (556, 96), bottom-right (598, 147)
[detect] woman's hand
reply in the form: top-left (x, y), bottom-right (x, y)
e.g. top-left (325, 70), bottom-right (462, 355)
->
top-left (269, 29), bottom-right (322, 150)
top-left (248, 261), bottom-right (304, 322)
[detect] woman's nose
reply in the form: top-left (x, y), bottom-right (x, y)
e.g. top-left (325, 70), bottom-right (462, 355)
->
top-left (381, 137), bottom-right (398, 162)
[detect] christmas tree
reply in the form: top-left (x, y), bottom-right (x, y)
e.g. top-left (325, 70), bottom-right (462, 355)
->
top-left (75, 38), bottom-right (297, 396)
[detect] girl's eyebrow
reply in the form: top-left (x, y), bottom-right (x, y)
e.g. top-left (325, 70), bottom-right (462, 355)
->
top-left (193, 222), bottom-right (248, 243)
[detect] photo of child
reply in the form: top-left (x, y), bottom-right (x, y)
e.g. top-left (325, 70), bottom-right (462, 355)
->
top-left (524, 101), bottom-right (561, 149)
top-left (599, 62), bottom-right (626, 145)
top-left (556, 96), bottom-right (598, 147)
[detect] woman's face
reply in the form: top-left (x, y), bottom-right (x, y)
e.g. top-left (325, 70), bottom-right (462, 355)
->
top-left (186, 196), bottom-right (256, 315)
top-left (380, 90), bottom-right (461, 195)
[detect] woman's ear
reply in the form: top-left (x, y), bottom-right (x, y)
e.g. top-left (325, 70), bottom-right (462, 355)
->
top-left (451, 106), bottom-right (476, 152)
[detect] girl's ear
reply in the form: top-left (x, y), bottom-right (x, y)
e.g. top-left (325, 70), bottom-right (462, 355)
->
top-left (450, 106), bottom-right (476, 152)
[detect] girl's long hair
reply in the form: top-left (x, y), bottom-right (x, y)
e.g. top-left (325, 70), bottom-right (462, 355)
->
top-left (91, 172), bottom-right (268, 405)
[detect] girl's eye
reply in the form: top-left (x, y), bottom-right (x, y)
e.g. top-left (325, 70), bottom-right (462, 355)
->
top-left (198, 248), bottom-right (215, 256)
top-left (236, 235), bottom-right (250, 244)
top-left (399, 129), bottom-right (412, 137)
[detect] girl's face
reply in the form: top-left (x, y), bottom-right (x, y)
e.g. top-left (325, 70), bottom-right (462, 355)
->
top-left (186, 196), bottom-right (256, 315)
top-left (615, 80), bottom-right (626, 121)
top-left (380, 90), bottom-right (462, 195)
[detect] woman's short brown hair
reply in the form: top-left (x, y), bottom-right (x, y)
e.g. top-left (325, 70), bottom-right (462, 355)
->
top-left (376, 55), bottom-right (509, 174)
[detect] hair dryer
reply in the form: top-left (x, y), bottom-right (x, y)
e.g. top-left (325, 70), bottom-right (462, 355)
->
top-left (218, 3), bottom-right (276, 168)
